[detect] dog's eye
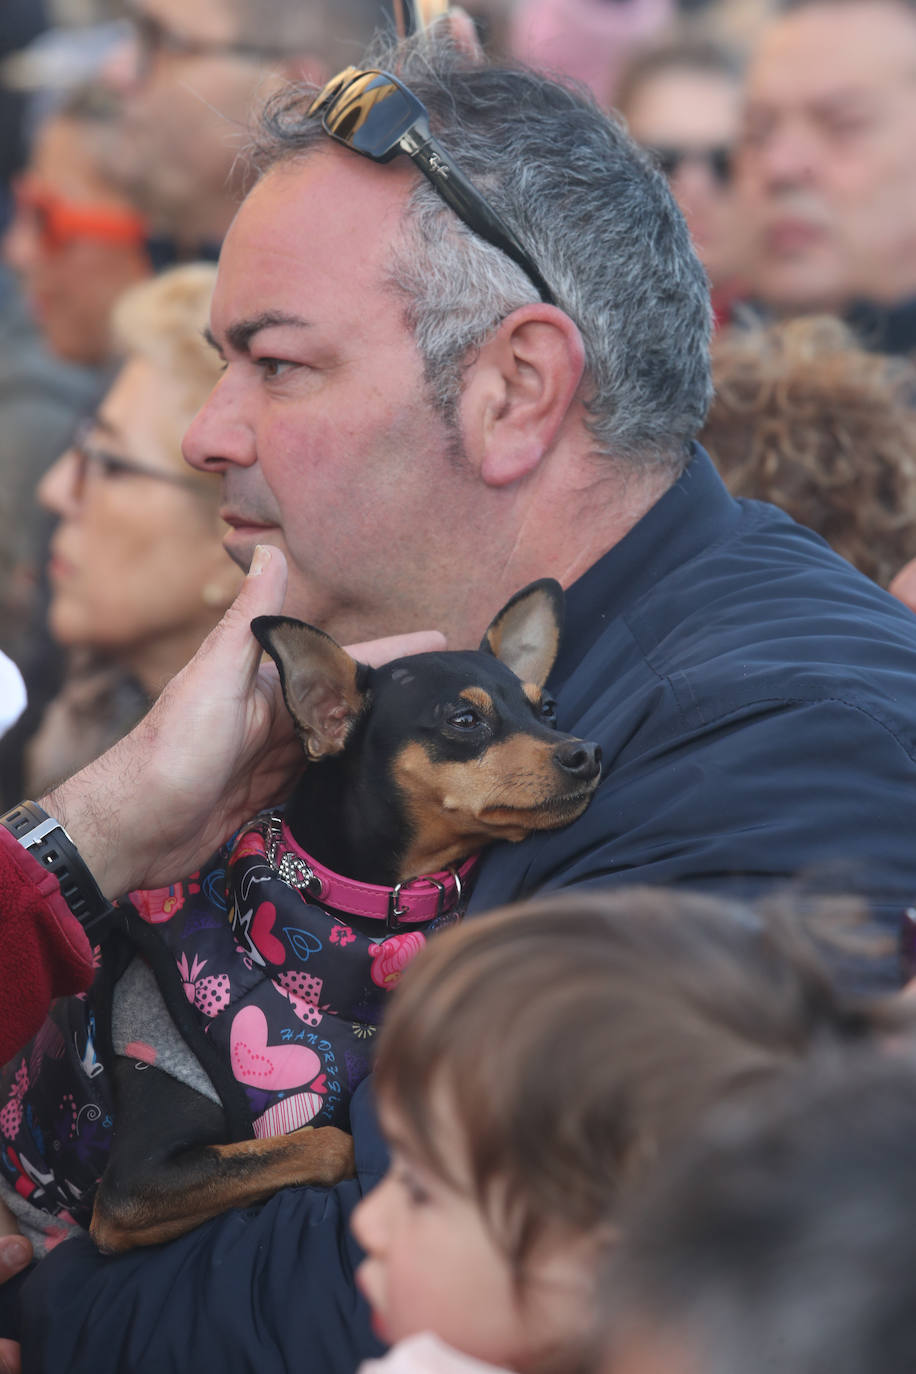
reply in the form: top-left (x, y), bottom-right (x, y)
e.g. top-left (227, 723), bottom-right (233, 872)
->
top-left (539, 696), bottom-right (558, 726)
top-left (448, 707), bottom-right (482, 730)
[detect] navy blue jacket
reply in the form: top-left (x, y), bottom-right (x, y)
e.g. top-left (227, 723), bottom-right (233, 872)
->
top-left (21, 450), bottom-right (916, 1374)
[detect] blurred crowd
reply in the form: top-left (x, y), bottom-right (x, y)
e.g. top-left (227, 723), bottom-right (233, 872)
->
top-left (3, 0), bottom-right (916, 796)
top-left (2, 0), bottom-right (916, 1370)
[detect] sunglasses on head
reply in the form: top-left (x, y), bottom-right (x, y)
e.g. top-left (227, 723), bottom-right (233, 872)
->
top-left (308, 67), bottom-right (555, 305)
top-left (649, 144), bottom-right (733, 188)
top-left (11, 176), bottom-right (148, 253)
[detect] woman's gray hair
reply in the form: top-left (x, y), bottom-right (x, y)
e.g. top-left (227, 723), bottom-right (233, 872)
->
top-left (250, 36), bottom-right (713, 476)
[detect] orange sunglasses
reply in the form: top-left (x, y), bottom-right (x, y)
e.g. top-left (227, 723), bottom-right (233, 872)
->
top-left (11, 176), bottom-right (148, 253)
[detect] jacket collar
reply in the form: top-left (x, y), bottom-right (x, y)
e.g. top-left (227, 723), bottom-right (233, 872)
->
top-left (553, 445), bottom-right (741, 683)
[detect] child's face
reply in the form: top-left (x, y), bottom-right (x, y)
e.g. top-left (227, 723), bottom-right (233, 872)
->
top-left (352, 1097), bottom-right (595, 1369)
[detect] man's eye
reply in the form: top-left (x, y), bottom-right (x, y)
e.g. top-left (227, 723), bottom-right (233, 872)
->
top-left (448, 708), bottom-right (481, 730)
top-left (823, 114), bottom-right (873, 139)
top-left (259, 358), bottom-right (294, 379)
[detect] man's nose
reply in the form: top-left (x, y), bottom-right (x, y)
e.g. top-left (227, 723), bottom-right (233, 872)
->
top-left (97, 24), bottom-right (146, 95)
top-left (182, 375), bottom-right (257, 473)
top-left (743, 120), bottom-right (820, 191)
top-left (2, 214), bottom-right (39, 275)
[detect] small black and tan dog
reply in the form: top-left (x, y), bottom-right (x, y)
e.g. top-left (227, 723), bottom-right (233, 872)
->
top-left (1, 581), bottom-right (600, 1256)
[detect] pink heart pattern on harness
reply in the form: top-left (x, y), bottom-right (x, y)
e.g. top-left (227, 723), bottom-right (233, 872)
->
top-left (250, 902), bottom-right (286, 965)
top-left (229, 1005), bottom-right (322, 1091)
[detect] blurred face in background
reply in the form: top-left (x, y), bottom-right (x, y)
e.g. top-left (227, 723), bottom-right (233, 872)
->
top-left (98, 0), bottom-right (290, 243)
top-left (737, 0), bottom-right (916, 313)
top-left (38, 354), bottom-right (242, 692)
top-left (625, 64), bottom-right (746, 291)
top-left (2, 114), bottom-right (150, 364)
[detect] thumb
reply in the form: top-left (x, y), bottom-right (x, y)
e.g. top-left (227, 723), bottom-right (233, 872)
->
top-left (190, 544), bottom-right (289, 683)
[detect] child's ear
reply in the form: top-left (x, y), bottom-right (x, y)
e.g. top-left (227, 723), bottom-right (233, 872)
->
top-left (480, 579), bottom-right (565, 687)
top-left (251, 616), bottom-right (368, 760)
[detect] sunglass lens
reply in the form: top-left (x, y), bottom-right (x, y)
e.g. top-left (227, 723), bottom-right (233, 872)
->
top-left (322, 72), bottom-right (425, 162)
top-left (710, 147), bottom-right (732, 186)
top-left (652, 147), bottom-right (681, 179)
top-left (308, 66), bottom-right (360, 117)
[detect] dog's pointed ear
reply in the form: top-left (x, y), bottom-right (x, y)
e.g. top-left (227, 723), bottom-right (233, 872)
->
top-left (479, 579), bottom-right (565, 687)
top-left (251, 616), bottom-right (369, 760)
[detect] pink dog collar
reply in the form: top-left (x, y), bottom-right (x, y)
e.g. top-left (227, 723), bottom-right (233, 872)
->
top-left (273, 817), bottom-right (477, 930)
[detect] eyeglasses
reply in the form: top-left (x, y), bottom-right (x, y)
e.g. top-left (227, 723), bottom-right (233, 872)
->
top-left (648, 144), bottom-right (733, 188)
top-left (69, 419), bottom-right (202, 499)
top-left (130, 10), bottom-right (292, 77)
top-left (308, 67), bottom-right (556, 305)
top-left (11, 176), bottom-right (148, 254)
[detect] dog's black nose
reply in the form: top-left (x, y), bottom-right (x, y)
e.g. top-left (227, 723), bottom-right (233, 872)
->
top-left (554, 740), bottom-right (602, 782)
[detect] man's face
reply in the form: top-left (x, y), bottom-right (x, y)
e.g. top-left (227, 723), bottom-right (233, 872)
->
top-left (183, 149), bottom-right (483, 644)
top-left (625, 66), bottom-right (744, 289)
top-left (736, 1), bottom-right (916, 313)
top-left (101, 0), bottom-right (282, 238)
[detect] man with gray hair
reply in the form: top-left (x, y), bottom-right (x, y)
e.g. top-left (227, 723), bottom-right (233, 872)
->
top-left (10, 30), bottom-right (916, 1374)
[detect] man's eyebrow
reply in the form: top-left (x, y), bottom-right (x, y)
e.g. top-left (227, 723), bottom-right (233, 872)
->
top-left (204, 312), bottom-right (312, 356)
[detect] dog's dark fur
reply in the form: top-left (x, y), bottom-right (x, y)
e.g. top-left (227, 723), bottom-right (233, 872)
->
top-left (83, 581), bottom-right (600, 1250)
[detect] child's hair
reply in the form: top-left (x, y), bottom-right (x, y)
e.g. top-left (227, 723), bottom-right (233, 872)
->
top-left (373, 886), bottom-right (910, 1281)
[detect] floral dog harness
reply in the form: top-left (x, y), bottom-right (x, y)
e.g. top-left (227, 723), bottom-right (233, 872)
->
top-left (0, 811), bottom-right (473, 1239)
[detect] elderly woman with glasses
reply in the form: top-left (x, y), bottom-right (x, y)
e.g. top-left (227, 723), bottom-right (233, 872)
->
top-left (20, 263), bottom-right (242, 796)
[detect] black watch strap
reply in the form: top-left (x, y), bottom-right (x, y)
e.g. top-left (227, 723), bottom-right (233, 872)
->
top-left (1, 800), bottom-right (114, 940)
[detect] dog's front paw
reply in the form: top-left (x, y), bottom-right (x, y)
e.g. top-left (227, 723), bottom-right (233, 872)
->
top-left (289, 1123), bottom-right (356, 1185)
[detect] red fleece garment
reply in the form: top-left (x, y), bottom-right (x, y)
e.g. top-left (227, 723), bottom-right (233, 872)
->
top-left (0, 826), bottom-right (95, 1063)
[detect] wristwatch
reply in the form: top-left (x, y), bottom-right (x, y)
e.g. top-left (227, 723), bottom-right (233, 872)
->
top-left (1, 800), bottom-right (113, 939)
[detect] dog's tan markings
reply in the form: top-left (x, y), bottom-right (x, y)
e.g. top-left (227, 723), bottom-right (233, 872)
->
top-left (91, 1126), bottom-right (355, 1253)
top-left (458, 687), bottom-right (494, 716)
top-left (522, 683), bottom-right (542, 708)
top-left (392, 737), bottom-right (597, 878)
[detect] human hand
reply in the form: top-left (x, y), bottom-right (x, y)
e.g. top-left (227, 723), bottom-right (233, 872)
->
top-left (0, 1201), bottom-right (29, 1374)
top-left (44, 546), bottom-right (445, 897)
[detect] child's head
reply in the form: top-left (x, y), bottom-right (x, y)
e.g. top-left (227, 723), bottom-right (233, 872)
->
top-left (352, 886), bottom-right (904, 1371)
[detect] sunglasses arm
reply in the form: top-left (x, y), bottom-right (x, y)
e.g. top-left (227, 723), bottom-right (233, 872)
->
top-left (398, 128), bottom-right (555, 304)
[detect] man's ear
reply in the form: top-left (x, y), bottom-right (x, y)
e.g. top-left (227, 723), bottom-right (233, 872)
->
top-left (459, 305), bottom-right (586, 488)
top-left (480, 579), bottom-right (565, 686)
top-left (251, 616), bottom-right (368, 760)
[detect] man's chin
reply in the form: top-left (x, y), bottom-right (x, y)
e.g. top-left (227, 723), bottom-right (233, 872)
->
top-left (223, 527), bottom-right (281, 571)
top-left (756, 258), bottom-right (846, 316)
